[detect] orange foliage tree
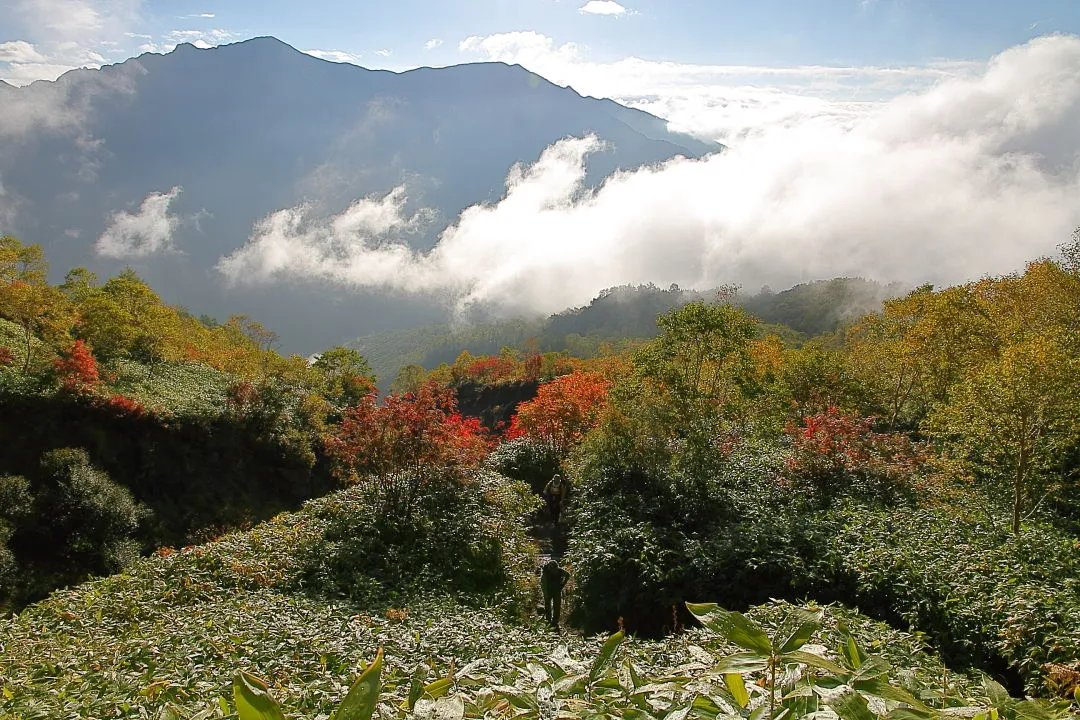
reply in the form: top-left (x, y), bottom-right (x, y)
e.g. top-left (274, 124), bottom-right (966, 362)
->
top-left (507, 371), bottom-right (611, 459)
top-left (325, 380), bottom-right (492, 517)
top-left (53, 339), bottom-right (102, 396)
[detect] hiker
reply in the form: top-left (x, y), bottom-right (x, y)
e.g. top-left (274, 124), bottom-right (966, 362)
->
top-left (544, 473), bottom-right (568, 523)
top-left (540, 559), bottom-right (570, 627)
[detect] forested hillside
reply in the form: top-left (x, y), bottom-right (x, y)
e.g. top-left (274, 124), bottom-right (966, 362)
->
top-left (2, 231), bottom-right (1080, 718)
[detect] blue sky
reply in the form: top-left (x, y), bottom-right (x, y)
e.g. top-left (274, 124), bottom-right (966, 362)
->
top-left (2, 0), bottom-right (1078, 87)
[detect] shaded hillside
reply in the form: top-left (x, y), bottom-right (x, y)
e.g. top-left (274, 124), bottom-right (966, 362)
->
top-left (743, 277), bottom-right (903, 337)
top-left (354, 280), bottom-right (898, 385)
top-left (1, 38), bottom-right (720, 351)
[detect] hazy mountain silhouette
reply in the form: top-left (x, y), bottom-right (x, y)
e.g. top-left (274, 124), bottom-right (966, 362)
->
top-left (0, 37), bottom-right (720, 352)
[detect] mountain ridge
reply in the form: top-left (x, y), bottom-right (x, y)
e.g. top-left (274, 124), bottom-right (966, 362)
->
top-left (0, 37), bottom-right (720, 352)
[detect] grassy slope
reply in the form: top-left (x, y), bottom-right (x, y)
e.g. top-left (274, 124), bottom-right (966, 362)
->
top-left (0, 486), bottom-right (974, 719)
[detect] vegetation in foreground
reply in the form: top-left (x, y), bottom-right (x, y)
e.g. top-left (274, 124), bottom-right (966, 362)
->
top-left (2, 231), bottom-right (1080, 718)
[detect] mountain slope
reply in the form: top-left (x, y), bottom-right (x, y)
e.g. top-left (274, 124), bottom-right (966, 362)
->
top-left (0, 37), bottom-right (720, 351)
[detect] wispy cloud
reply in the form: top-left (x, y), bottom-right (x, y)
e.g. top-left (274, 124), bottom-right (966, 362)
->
top-left (424, 38), bottom-right (443, 51)
top-left (0, 0), bottom-right (141, 84)
top-left (374, 49), bottom-right (392, 57)
top-left (179, 13), bottom-right (215, 19)
top-left (303, 49), bottom-right (363, 64)
top-left (221, 35), bottom-right (1080, 318)
top-left (458, 30), bottom-right (980, 143)
top-left (97, 187), bottom-right (184, 258)
top-left (579, 1), bottom-right (629, 16)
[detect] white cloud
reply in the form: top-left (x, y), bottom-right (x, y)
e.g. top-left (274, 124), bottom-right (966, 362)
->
top-left (96, 187), bottom-right (183, 258)
top-left (220, 35), bottom-right (1080, 318)
top-left (1, 0), bottom-right (142, 84)
top-left (425, 38), bottom-right (443, 51)
top-left (374, 49), bottom-right (392, 57)
top-left (457, 31), bottom-right (977, 143)
top-left (217, 187), bottom-right (435, 285)
top-left (579, 1), bottom-right (628, 16)
top-left (303, 49), bottom-right (363, 64)
top-left (0, 41), bottom-right (48, 64)
top-left (179, 13), bottom-right (215, 19)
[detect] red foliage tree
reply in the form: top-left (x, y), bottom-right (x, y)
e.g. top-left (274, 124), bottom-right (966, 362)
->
top-left (507, 371), bottom-right (611, 458)
top-left (463, 355), bottom-right (518, 384)
top-left (325, 380), bottom-right (492, 516)
top-left (53, 339), bottom-right (102, 395)
top-left (99, 393), bottom-right (148, 419)
top-left (0, 346), bottom-right (14, 367)
top-left (784, 406), bottom-right (926, 496)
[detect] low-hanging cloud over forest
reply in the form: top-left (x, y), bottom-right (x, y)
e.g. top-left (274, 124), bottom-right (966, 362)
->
top-left (220, 34), bottom-right (1079, 317)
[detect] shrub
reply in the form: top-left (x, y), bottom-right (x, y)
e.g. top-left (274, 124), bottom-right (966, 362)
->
top-left (485, 437), bottom-right (561, 496)
top-left (565, 447), bottom-right (848, 636)
top-left (783, 407), bottom-right (928, 503)
top-left (830, 501), bottom-right (1080, 696)
top-left (0, 345), bottom-right (13, 367)
top-left (53, 339), bottom-right (102, 395)
top-left (297, 470), bottom-right (539, 610)
top-left (6, 448), bottom-right (151, 605)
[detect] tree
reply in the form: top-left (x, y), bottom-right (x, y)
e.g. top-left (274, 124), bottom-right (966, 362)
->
top-left (53, 339), bottom-right (102, 396)
top-left (507, 371), bottom-right (611, 459)
top-left (638, 300), bottom-right (757, 405)
top-left (0, 238), bottom-right (73, 373)
top-left (325, 380), bottom-right (491, 517)
top-left (313, 346), bottom-right (375, 407)
top-left (928, 335), bottom-right (1080, 534)
top-left (0, 281), bottom-right (72, 374)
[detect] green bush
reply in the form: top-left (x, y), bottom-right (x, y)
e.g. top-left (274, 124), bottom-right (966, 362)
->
top-left (297, 470), bottom-right (540, 610)
top-left (566, 445), bottom-right (849, 636)
top-left (485, 437), bottom-right (560, 495)
top-left (3, 449), bottom-right (150, 608)
top-left (829, 501), bottom-right (1080, 696)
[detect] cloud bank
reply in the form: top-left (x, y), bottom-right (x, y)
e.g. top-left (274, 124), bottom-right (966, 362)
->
top-left (96, 187), bottom-right (183, 258)
top-left (219, 35), bottom-right (1080, 318)
top-left (458, 31), bottom-right (979, 144)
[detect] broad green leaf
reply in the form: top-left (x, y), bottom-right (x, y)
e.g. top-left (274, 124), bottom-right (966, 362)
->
top-left (332, 647), bottom-right (382, 720)
top-left (424, 676), bottom-right (455, 700)
top-left (408, 663), bottom-right (430, 711)
top-left (157, 708), bottom-right (181, 720)
top-left (626, 659), bottom-right (643, 690)
top-left (690, 693), bottom-right (723, 719)
top-left (686, 603), bottom-right (772, 655)
top-left (783, 650), bottom-right (848, 677)
top-left (665, 706), bottom-right (692, 720)
top-left (624, 708), bottom-right (657, 720)
top-left (554, 673), bottom-right (588, 697)
top-left (498, 690), bottom-right (539, 711)
top-left (589, 631), bottom-right (625, 684)
top-left (887, 709), bottom-right (939, 720)
top-left (1007, 700), bottom-right (1054, 720)
top-left (749, 705), bottom-right (770, 720)
top-left (233, 672), bottom-right (288, 720)
top-left (819, 685), bottom-right (877, 720)
top-left (716, 652), bottom-right (769, 674)
top-left (981, 678), bottom-right (1010, 707)
top-left (852, 656), bottom-right (892, 682)
top-left (775, 607), bottom-right (824, 654)
top-left (724, 673), bottom-right (749, 709)
top-left (837, 623), bottom-right (864, 669)
top-left (853, 678), bottom-right (928, 711)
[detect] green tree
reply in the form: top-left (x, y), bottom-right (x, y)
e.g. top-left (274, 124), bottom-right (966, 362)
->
top-left (928, 335), bottom-right (1080, 534)
top-left (314, 346), bottom-right (375, 407)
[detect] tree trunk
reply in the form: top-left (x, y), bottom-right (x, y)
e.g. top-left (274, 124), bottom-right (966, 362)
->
top-left (22, 324), bottom-right (32, 374)
top-left (1012, 446), bottom-right (1028, 536)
